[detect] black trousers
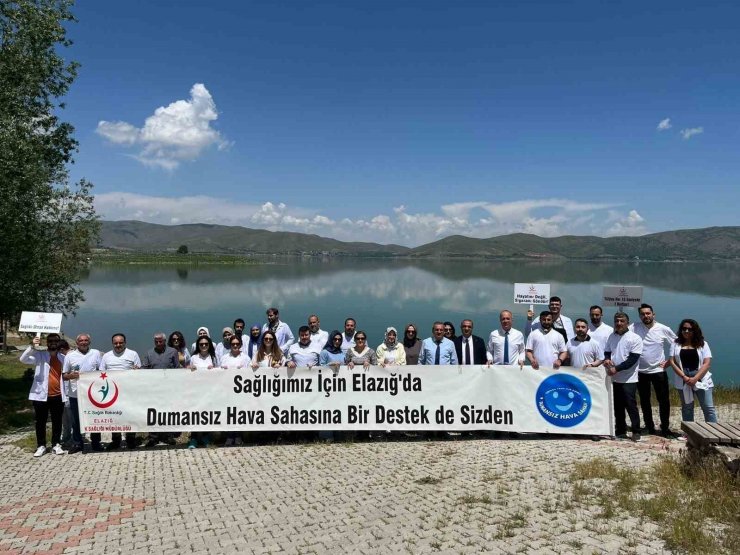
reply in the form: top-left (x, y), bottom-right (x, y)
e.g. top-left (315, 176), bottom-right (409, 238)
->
top-left (613, 382), bottom-right (640, 436)
top-left (33, 396), bottom-right (65, 448)
top-left (110, 432), bottom-right (138, 446)
top-left (637, 371), bottom-right (670, 432)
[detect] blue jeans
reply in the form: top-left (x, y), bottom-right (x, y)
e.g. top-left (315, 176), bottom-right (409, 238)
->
top-left (681, 388), bottom-right (717, 423)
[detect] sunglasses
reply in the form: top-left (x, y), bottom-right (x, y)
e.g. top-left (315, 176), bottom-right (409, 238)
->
top-left (681, 327), bottom-right (694, 332)
top-left (230, 342), bottom-right (241, 347)
top-left (263, 337), bottom-right (274, 341)
top-left (355, 337), bottom-right (367, 341)
top-left (198, 342), bottom-right (209, 347)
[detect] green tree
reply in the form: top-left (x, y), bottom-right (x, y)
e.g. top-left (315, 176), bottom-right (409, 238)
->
top-left (0, 0), bottom-right (99, 344)
top-left (177, 244), bottom-right (189, 254)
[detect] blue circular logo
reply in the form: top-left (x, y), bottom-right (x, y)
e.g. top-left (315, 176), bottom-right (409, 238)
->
top-left (535, 374), bottom-right (591, 428)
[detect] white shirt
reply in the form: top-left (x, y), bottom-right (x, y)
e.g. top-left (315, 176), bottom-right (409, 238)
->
top-left (250, 352), bottom-right (286, 368)
top-left (566, 337), bottom-right (603, 368)
top-left (588, 323), bottom-right (613, 351)
top-left (215, 341), bottom-right (229, 362)
top-left (62, 348), bottom-right (102, 397)
top-left (261, 321), bottom-right (295, 354)
top-left (309, 329), bottom-right (329, 351)
top-left (190, 353), bottom-right (218, 371)
top-left (670, 342), bottom-right (713, 390)
top-left (100, 348), bottom-right (141, 371)
top-left (341, 332), bottom-right (356, 354)
top-left (220, 351), bottom-right (249, 369)
top-left (604, 331), bottom-right (643, 383)
top-left (526, 329), bottom-right (566, 368)
top-left (287, 342), bottom-right (321, 367)
top-left (488, 328), bottom-right (525, 365)
top-left (630, 321), bottom-right (677, 374)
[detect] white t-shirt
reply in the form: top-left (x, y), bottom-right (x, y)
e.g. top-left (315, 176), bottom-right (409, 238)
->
top-left (62, 349), bottom-right (102, 397)
top-left (309, 330), bottom-right (329, 351)
top-left (220, 352), bottom-right (249, 369)
top-left (604, 331), bottom-right (643, 383)
top-left (588, 323), bottom-right (613, 352)
top-left (526, 329), bottom-right (566, 368)
top-left (250, 352), bottom-right (286, 368)
top-left (630, 321), bottom-right (677, 373)
top-left (100, 348), bottom-right (141, 371)
top-left (190, 353), bottom-right (218, 371)
top-left (566, 338), bottom-right (603, 369)
top-left (287, 342), bottom-right (321, 367)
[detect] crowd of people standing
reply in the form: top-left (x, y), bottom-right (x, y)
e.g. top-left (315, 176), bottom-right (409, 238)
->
top-left (21, 298), bottom-right (718, 456)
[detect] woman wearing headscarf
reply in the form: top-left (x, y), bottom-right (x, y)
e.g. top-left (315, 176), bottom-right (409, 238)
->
top-left (190, 326), bottom-right (210, 353)
top-left (245, 323), bottom-right (262, 359)
top-left (168, 330), bottom-right (191, 367)
top-left (376, 327), bottom-right (406, 367)
top-left (403, 323), bottom-right (422, 365)
top-left (319, 330), bottom-right (345, 369)
top-left (215, 327), bottom-right (234, 363)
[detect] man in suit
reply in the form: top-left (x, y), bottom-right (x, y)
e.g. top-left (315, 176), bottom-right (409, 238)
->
top-left (454, 319), bottom-right (490, 365)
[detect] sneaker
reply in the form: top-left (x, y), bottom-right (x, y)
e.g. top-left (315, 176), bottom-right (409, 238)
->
top-left (234, 437), bottom-right (243, 446)
top-left (67, 444), bottom-right (83, 454)
top-left (187, 439), bottom-right (197, 450)
top-left (52, 444), bottom-right (67, 455)
top-left (224, 438), bottom-right (235, 447)
top-left (33, 445), bottom-right (47, 458)
top-left (632, 433), bottom-right (643, 442)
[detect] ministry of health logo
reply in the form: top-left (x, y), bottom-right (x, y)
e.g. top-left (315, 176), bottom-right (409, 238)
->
top-left (535, 374), bottom-right (591, 428)
top-left (87, 372), bottom-right (119, 409)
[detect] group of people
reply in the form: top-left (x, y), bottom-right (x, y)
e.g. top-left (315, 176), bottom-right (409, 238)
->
top-left (22, 299), bottom-right (717, 456)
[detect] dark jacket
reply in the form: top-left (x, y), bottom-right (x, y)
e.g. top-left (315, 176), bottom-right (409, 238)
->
top-left (454, 335), bottom-right (488, 365)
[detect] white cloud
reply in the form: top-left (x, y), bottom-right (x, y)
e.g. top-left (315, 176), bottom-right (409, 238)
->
top-left (96, 84), bottom-right (227, 169)
top-left (96, 193), bottom-right (649, 246)
top-left (657, 118), bottom-right (672, 131)
top-left (680, 127), bottom-right (703, 140)
top-left (604, 209), bottom-right (647, 237)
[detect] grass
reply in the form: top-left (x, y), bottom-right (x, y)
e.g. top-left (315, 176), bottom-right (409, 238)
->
top-left (0, 355), bottom-right (35, 433)
top-left (667, 385), bottom-right (740, 405)
top-left (415, 476), bottom-right (444, 485)
top-left (570, 455), bottom-right (740, 554)
top-left (457, 494), bottom-right (492, 505)
top-left (91, 251), bottom-right (261, 265)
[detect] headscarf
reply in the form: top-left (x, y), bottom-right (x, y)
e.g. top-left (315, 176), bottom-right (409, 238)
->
top-left (196, 326), bottom-right (210, 338)
top-left (403, 323), bottom-right (419, 348)
top-left (221, 327), bottom-right (234, 345)
top-left (323, 330), bottom-right (343, 354)
top-left (384, 326), bottom-right (398, 349)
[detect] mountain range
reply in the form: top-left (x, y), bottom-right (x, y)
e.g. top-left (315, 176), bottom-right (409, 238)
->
top-left (98, 221), bottom-right (740, 261)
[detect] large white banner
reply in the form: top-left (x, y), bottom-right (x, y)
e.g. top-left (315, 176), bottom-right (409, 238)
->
top-left (78, 366), bottom-right (614, 435)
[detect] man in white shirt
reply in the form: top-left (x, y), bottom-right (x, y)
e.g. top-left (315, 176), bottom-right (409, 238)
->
top-left (261, 307), bottom-right (295, 355)
top-left (588, 305), bottom-right (613, 352)
top-left (525, 311), bottom-right (567, 370)
top-left (341, 317), bottom-right (356, 354)
top-left (604, 313), bottom-right (644, 441)
top-left (526, 296), bottom-right (575, 344)
top-left (630, 304), bottom-right (678, 436)
top-left (488, 310), bottom-right (525, 365)
top-left (307, 314), bottom-right (329, 351)
top-left (566, 319), bottom-right (604, 369)
top-left (62, 333), bottom-right (102, 452)
top-left (100, 333), bottom-right (141, 449)
top-left (287, 326), bottom-right (321, 368)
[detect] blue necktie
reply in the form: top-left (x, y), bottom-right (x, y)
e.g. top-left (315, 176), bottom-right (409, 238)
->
top-left (434, 342), bottom-right (441, 365)
top-left (503, 332), bottom-right (509, 364)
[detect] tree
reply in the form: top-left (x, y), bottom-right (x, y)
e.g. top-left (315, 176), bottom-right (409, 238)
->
top-left (0, 0), bottom-right (99, 344)
top-left (177, 245), bottom-right (189, 254)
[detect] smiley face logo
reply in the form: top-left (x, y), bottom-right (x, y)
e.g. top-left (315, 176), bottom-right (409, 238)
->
top-left (535, 374), bottom-right (591, 428)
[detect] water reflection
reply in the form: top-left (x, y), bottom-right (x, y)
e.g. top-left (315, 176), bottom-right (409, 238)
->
top-left (67, 260), bottom-right (740, 385)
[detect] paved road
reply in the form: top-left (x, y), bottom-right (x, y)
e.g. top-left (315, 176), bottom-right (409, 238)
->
top-left (0, 429), bottom-right (689, 555)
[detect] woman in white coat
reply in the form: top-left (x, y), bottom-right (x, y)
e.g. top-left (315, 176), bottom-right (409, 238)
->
top-left (20, 334), bottom-right (67, 457)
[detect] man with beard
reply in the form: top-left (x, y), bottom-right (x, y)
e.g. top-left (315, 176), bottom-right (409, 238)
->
top-left (526, 296), bottom-right (575, 343)
top-left (307, 314), bottom-right (329, 351)
top-left (566, 319), bottom-right (604, 369)
top-left (630, 304), bottom-right (677, 436)
top-left (525, 311), bottom-right (567, 370)
top-left (100, 333), bottom-right (141, 450)
top-left (286, 326), bottom-right (321, 368)
top-left (341, 317), bottom-right (357, 354)
top-left (588, 305), bottom-right (613, 352)
top-left (261, 308), bottom-right (294, 355)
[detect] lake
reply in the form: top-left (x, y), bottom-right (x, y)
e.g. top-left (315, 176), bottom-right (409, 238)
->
top-left (64, 258), bottom-right (740, 386)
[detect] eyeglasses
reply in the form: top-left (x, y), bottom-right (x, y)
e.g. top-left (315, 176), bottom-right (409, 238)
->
top-left (230, 342), bottom-right (241, 347)
top-left (198, 342), bottom-right (209, 347)
top-left (681, 327), bottom-right (694, 332)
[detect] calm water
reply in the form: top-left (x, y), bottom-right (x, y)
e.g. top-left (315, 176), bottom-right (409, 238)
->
top-left (65, 259), bottom-right (740, 386)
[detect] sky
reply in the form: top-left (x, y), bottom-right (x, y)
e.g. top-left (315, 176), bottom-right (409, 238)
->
top-left (60, 0), bottom-right (740, 246)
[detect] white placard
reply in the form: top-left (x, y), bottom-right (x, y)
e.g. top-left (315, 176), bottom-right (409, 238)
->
top-left (18, 311), bottom-right (63, 333)
top-left (602, 285), bottom-right (644, 308)
top-left (78, 365), bottom-right (614, 436)
top-left (514, 283), bottom-right (551, 305)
